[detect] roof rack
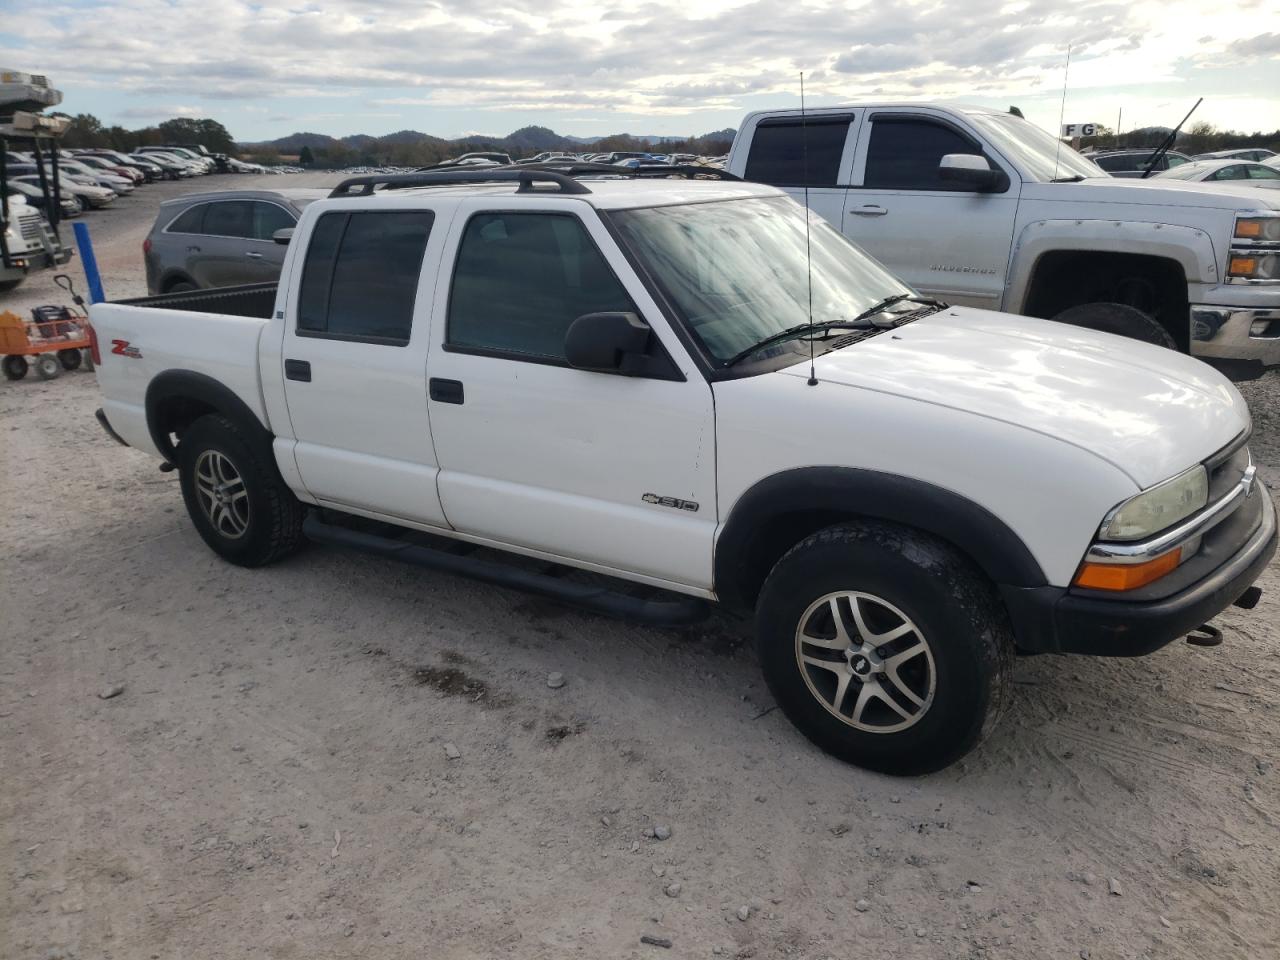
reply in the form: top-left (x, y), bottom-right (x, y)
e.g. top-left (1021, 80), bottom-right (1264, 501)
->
top-left (519, 161), bottom-right (743, 182)
top-left (328, 168), bottom-right (592, 198)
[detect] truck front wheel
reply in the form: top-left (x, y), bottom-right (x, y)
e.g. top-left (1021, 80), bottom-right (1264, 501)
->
top-left (177, 414), bottom-right (304, 567)
top-left (1051, 302), bottom-right (1176, 349)
top-left (755, 522), bottom-right (1014, 775)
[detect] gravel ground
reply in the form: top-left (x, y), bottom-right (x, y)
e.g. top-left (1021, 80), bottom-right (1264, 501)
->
top-left (2, 176), bottom-right (1279, 960)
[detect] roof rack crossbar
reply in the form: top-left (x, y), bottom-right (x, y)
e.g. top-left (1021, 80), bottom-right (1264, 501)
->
top-left (515, 161), bottom-right (743, 182)
top-left (328, 169), bottom-right (592, 198)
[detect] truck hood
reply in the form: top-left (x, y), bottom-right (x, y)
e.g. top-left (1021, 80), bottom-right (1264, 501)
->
top-left (1022, 177), bottom-right (1280, 212)
top-left (777, 308), bottom-right (1248, 488)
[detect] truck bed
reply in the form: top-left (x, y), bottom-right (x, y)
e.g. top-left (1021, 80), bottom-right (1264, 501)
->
top-left (116, 282), bottom-right (278, 319)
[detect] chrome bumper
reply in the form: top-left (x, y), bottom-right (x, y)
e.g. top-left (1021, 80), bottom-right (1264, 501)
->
top-left (1191, 305), bottom-right (1280, 363)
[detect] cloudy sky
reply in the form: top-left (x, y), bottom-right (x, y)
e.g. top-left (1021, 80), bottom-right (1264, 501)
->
top-left (3, 0), bottom-right (1278, 143)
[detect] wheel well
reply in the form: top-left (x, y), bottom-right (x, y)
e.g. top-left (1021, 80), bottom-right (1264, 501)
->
top-left (145, 371), bottom-right (274, 464)
top-left (714, 469), bottom-right (1047, 612)
top-left (152, 394), bottom-right (219, 455)
top-left (1022, 251), bottom-right (1189, 351)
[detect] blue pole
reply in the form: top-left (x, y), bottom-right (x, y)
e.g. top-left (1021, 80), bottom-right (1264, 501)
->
top-left (72, 221), bottom-right (105, 303)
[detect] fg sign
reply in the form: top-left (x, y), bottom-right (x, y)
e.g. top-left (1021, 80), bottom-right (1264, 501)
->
top-left (1061, 123), bottom-right (1100, 138)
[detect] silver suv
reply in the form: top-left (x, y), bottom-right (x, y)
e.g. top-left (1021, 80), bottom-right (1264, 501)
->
top-left (143, 189), bottom-right (326, 294)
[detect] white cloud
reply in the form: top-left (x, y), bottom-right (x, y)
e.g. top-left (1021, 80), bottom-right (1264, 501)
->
top-left (1, 0), bottom-right (1276, 134)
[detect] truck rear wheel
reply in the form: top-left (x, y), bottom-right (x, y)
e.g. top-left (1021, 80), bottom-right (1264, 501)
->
top-left (177, 414), bottom-right (305, 567)
top-left (1052, 302), bottom-right (1176, 349)
top-left (755, 521), bottom-right (1014, 775)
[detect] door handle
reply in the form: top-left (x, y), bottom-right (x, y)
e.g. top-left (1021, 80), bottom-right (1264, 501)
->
top-left (245, 251), bottom-right (264, 259)
top-left (186, 245), bottom-right (201, 252)
top-left (284, 359), bottom-right (311, 382)
top-left (429, 378), bottom-right (464, 404)
top-left (850, 204), bottom-right (888, 217)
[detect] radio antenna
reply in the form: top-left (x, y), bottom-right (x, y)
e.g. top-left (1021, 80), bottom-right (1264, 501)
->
top-left (801, 72), bottom-right (817, 387)
top-left (1053, 44), bottom-right (1072, 181)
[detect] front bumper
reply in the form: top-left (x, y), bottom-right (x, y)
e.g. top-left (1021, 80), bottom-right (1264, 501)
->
top-left (1191, 304), bottom-right (1280, 364)
top-left (1003, 486), bottom-right (1276, 656)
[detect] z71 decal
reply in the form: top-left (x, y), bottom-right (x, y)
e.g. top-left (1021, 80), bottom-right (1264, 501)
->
top-left (111, 340), bottom-right (142, 358)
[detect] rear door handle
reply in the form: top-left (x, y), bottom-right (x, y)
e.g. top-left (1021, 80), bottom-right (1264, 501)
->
top-left (284, 359), bottom-right (311, 382)
top-left (245, 251), bottom-right (264, 259)
top-left (429, 378), bottom-right (464, 404)
top-left (850, 204), bottom-right (888, 217)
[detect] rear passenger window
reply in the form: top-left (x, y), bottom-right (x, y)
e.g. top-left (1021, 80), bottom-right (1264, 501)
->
top-left (252, 202), bottom-right (295, 240)
top-left (864, 117), bottom-right (984, 190)
top-left (168, 204), bottom-right (206, 233)
top-left (744, 117), bottom-right (850, 187)
top-left (202, 201), bottom-right (253, 238)
top-left (297, 211), bottom-right (434, 345)
top-left (448, 212), bottom-right (637, 361)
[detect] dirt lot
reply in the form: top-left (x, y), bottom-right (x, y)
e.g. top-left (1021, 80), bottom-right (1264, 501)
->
top-left (2, 176), bottom-right (1279, 960)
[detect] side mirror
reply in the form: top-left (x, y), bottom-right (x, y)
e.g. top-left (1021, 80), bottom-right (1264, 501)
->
top-left (938, 154), bottom-right (1009, 192)
top-left (273, 227), bottom-right (294, 245)
top-left (565, 311), bottom-right (652, 374)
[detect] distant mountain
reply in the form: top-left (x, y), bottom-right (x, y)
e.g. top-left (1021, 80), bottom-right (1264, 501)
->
top-left (240, 125), bottom-right (736, 155)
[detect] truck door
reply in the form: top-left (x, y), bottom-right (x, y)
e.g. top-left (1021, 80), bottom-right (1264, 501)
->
top-left (844, 110), bottom-right (1019, 311)
top-left (277, 205), bottom-right (449, 527)
top-left (736, 111), bottom-right (859, 233)
top-left (424, 199), bottom-right (717, 591)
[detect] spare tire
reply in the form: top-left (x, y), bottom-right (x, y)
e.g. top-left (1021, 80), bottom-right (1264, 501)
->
top-left (1051, 302), bottom-right (1177, 349)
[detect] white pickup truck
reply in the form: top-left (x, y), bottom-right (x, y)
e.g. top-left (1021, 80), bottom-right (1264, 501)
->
top-left (89, 168), bottom-right (1275, 774)
top-left (727, 104), bottom-right (1280, 366)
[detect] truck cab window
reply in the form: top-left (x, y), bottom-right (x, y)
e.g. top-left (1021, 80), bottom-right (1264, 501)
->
top-left (744, 118), bottom-right (850, 187)
top-left (864, 117), bottom-right (983, 190)
top-left (297, 211), bottom-right (434, 345)
top-left (447, 212), bottom-right (637, 361)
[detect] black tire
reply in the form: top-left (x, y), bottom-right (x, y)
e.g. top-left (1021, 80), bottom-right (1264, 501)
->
top-left (34, 354), bottom-right (61, 380)
top-left (1052, 302), bottom-right (1176, 349)
top-left (2, 355), bottom-right (28, 380)
top-left (166, 280), bottom-right (197, 294)
top-left (755, 521), bottom-right (1015, 776)
top-left (58, 348), bottom-right (83, 371)
top-left (0, 279), bottom-right (21, 294)
top-left (177, 414), bottom-right (305, 567)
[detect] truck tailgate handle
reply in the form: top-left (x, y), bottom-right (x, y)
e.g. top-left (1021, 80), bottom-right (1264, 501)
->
top-left (284, 359), bottom-right (311, 382)
top-left (429, 378), bottom-right (464, 404)
top-left (851, 204), bottom-right (888, 217)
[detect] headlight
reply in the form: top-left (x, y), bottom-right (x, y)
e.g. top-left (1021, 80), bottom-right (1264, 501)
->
top-left (1098, 465), bottom-right (1208, 541)
top-left (1227, 252), bottom-right (1280, 280)
top-left (1234, 216), bottom-right (1280, 242)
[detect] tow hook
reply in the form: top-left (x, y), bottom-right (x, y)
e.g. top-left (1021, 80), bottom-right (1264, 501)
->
top-left (1233, 586), bottom-right (1262, 610)
top-left (1185, 623), bottom-right (1223, 647)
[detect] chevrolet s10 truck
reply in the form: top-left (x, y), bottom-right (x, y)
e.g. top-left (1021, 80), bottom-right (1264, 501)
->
top-left (88, 168), bottom-right (1276, 774)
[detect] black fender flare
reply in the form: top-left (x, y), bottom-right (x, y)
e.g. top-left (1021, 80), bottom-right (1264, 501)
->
top-left (145, 370), bottom-right (273, 463)
top-left (713, 467), bottom-right (1048, 610)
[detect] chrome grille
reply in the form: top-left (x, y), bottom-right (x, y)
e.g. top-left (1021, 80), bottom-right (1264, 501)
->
top-left (18, 212), bottom-right (43, 242)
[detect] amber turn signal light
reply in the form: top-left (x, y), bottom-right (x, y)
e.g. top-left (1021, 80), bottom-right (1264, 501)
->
top-left (1073, 549), bottom-right (1181, 591)
top-left (1229, 256), bottom-right (1258, 278)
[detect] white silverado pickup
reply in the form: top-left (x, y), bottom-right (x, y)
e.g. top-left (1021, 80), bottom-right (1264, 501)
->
top-left (90, 168), bottom-right (1276, 774)
top-left (727, 104), bottom-right (1280, 365)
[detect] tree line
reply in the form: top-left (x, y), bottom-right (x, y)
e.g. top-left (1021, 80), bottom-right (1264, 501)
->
top-left (52, 113), bottom-right (238, 154)
top-left (1072, 121), bottom-right (1280, 155)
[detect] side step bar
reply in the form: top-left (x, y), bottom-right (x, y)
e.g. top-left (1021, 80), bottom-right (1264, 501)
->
top-left (302, 514), bottom-right (709, 626)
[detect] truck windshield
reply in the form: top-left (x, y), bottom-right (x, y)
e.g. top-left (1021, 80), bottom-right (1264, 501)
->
top-left (610, 197), bottom-right (912, 366)
top-left (968, 112), bottom-right (1103, 182)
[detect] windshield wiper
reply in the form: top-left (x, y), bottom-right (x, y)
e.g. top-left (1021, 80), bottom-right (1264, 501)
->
top-left (1051, 175), bottom-right (1085, 183)
top-left (724, 296), bottom-right (946, 367)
